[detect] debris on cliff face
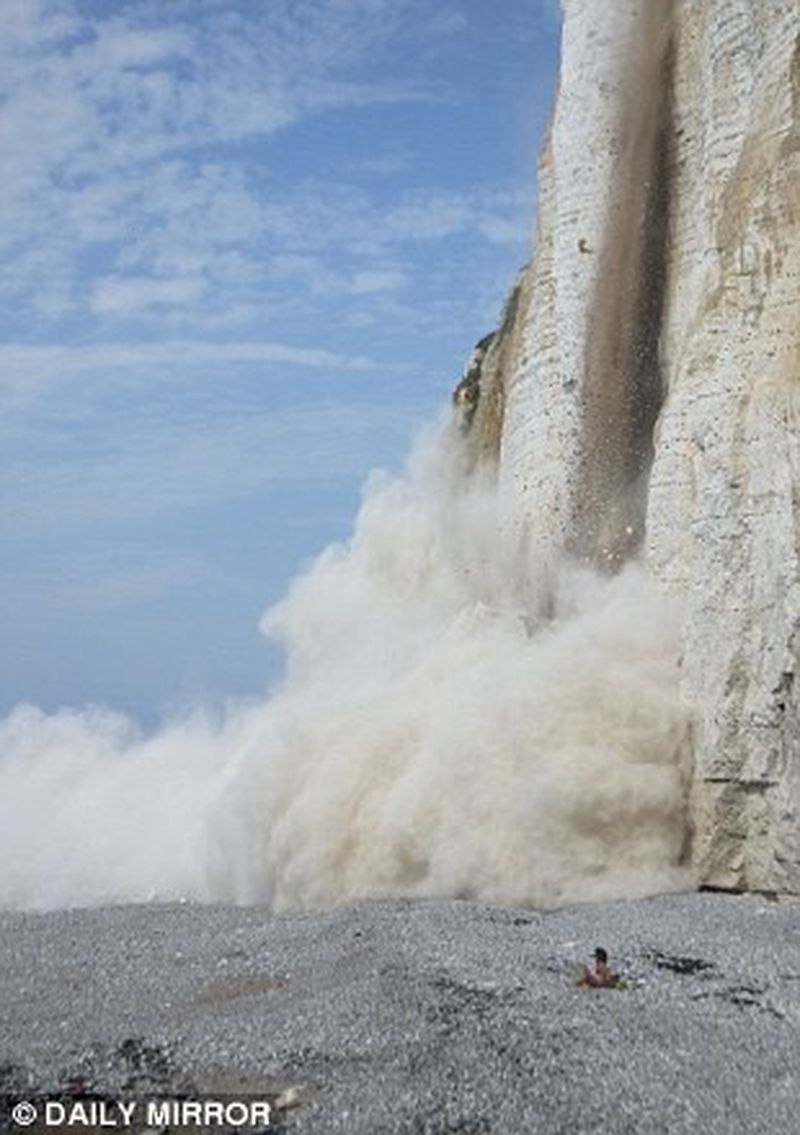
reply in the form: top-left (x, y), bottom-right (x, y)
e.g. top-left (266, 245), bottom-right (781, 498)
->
top-left (453, 332), bottom-right (495, 434)
top-left (450, 270), bottom-right (530, 477)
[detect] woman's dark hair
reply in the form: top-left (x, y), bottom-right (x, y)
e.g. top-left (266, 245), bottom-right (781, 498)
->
top-left (594, 947), bottom-right (608, 964)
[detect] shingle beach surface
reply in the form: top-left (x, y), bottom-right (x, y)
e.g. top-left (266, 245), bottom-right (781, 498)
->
top-left (1, 893), bottom-right (798, 1132)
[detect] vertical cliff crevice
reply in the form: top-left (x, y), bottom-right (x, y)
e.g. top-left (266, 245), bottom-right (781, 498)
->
top-left (569, 2), bottom-right (675, 570)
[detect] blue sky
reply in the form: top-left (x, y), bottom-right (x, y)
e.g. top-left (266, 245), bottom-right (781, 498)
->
top-left (1, 0), bottom-right (561, 726)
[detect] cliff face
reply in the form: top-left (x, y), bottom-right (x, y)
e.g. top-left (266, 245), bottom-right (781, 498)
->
top-left (469, 0), bottom-right (800, 893)
top-left (646, 1), bottom-right (800, 893)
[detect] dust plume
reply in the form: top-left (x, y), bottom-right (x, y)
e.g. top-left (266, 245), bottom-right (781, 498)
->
top-left (0, 425), bottom-right (694, 911)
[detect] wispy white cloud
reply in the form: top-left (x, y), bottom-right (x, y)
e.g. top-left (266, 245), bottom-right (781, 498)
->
top-left (348, 269), bottom-right (407, 295)
top-left (0, 0), bottom-right (439, 330)
top-left (0, 339), bottom-right (381, 412)
top-left (1, 0), bottom-right (536, 353)
top-left (2, 400), bottom-right (419, 538)
top-left (0, 546), bottom-right (210, 616)
top-left (91, 276), bottom-right (206, 315)
top-left (1, 340), bottom-right (377, 373)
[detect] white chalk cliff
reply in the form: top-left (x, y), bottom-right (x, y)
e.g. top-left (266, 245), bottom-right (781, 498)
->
top-left (462, 0), bottom-right (800, 894)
